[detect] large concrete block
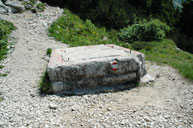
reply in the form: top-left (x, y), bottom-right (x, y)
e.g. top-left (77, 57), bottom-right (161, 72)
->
top-left (47, 44), bottom-right (146, 94)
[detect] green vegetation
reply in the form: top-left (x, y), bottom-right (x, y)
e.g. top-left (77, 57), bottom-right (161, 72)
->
top-left (0, 96), bottom-right (3, 102)
top-left (48, 8), bottom-right (193, 81)
top-left (49, 9), bottom-right (128, 48)
top-left (42, 0), bottom-right (193, 53)
top-left (22, 0), bottom-right (37, 9)
top-left (0, 20), bottom-right (16, 72)
top-left (134, 39), bottom-right (193, 80)
top-left (0, 65), bottom-right (4, 69)
top-left (118, 19), bottom-right (170, 43)
top-left (0, 73), bottom-right (8, 77)
top-left (36, 3), bottom-right (46, 12)
top-left (39, 72), bottom-right (53, 94)
top-left (46, 48), bottom-right (52, 57)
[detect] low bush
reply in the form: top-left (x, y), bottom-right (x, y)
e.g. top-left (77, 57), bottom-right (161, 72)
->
top-left (118, 19), bottom-right (170, 43)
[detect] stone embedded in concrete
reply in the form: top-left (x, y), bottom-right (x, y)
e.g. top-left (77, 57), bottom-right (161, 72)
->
top-left (47, 44), bottom-right (147, 94)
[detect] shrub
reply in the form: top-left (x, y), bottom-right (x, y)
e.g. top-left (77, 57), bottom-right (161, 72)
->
top-left (118, 19), bottom-right (170, 43)
top-left (46, 48), bottom-right (52, 57)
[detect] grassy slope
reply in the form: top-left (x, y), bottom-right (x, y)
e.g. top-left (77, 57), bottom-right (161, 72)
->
top-left (138, 39), bottom-right (193, 80)
top-left (48, 9), bottom-right (193, 80)
top-left (48, 9), bottom-right (129, 48)
top-left (0, 20), bottom-right (16, 63)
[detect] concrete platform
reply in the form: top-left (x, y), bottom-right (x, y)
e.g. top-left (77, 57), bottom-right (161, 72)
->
top-left (47, 44), bottom-right (146, 94)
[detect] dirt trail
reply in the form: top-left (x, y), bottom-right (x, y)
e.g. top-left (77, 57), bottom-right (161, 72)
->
top-left (0, 6), bottom-right (193, 128)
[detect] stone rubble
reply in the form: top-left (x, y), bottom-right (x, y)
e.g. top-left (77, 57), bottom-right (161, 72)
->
top-left (0, 0), bottom-right (45, 14)
top-left (0, 5), bottom-right (192, 128)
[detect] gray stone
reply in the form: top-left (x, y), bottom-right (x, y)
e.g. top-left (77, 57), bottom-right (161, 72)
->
top-left (0, 0), bottom-right (12, 13)
top-left (49, 104), bottom-right (58, 110)
top-left (140, 74), bottom-right (155, 83)
top-left (47, 44), bottom-right (147, 94)
top-left (0, 7), bottom-right (6, 13)
top-left (5, 0), bottom-right (25, 13)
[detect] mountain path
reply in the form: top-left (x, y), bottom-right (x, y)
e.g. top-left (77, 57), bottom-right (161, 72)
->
top-left (0, 6), bottom-right (193, 128)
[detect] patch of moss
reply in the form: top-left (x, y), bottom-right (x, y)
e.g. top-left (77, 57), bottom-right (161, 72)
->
top-left (39, 72), bottom-right (53, 94)
top-left (46, 48), bottom-right (52, 57)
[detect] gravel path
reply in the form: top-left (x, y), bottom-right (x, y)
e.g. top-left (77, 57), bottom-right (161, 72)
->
top-left (0, 6), bottom-right (193, 128)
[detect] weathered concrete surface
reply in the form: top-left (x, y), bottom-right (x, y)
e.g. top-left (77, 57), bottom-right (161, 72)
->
top-left (47, 44), bottom-right (147, 94)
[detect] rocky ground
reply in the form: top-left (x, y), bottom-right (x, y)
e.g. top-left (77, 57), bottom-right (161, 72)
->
top-left (0, 6), bottom-right (193, 128)
top-left (0, 0), bottom-right (44, 14)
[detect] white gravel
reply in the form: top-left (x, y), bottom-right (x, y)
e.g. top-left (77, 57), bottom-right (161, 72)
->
top-left (0, 6), bottom-right (193, 128)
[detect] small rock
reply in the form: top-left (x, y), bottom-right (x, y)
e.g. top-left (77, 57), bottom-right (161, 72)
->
top-left (5, 0), bottom-right (25, 13)
top-left (28, 47), bottom-right (34, 51)
top-left (49, 104), bottom-right (58, 110)
top-left (156, 74), bottom-right (160, 78)
top-left (140, 74), bottom-right (155, 83)
top-left (71, 108), bottom-right (75, 111)
top-left (107, 107), bottom-right (112, 111)
top-left (30, 93), bottom-right (36, 97)
top-left (99, 105), bottom-right (103, 108)
top-left (42, 55), bottom-right (49, 62)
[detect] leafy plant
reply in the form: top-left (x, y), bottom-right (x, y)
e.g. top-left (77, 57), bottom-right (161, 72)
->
top-left (46, 48), bottom-right (52, 57)
top-left (118, 19), bottom-right (170, 43)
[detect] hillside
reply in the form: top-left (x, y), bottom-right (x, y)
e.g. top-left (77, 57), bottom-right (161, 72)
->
top-left (0, 2), bottom-right (193, 128)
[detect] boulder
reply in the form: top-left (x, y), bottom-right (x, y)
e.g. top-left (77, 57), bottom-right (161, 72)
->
top-left (47, 44), bottom-right (147, 94)
top-left (5, 0), bottom-right (25, 13)
top-left (0, 0), bottom-right (11, 13)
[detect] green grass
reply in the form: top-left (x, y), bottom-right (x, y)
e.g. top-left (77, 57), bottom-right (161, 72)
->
top-left (0, 20), bottom-right (16, 61)
top-left (0, 96), bottom-right (3, 102)
top-left (0, 20), bottom-right (16, 72)
top-left (48, 8), bottom-right (193, 82)
top-left (136, 39), bottom-right (193, 80)
top-left (48, 9), bottom-right (129, 48)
